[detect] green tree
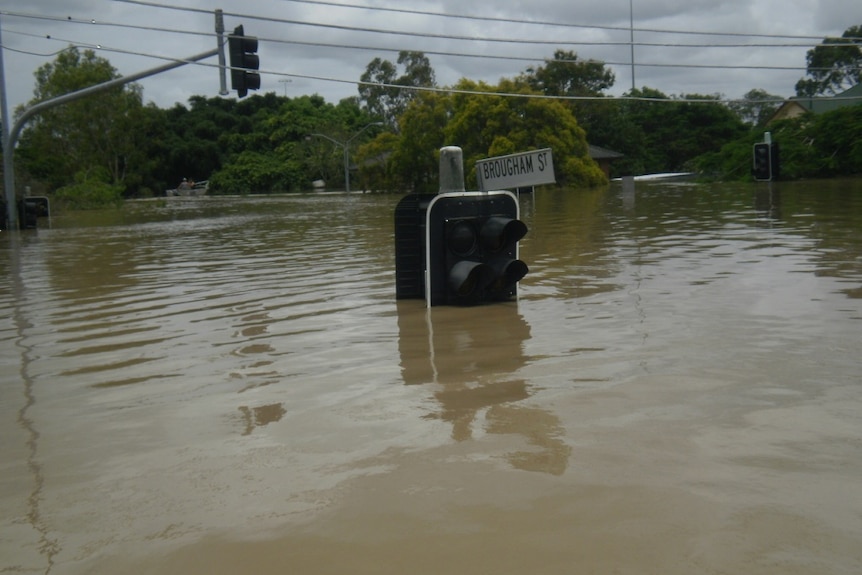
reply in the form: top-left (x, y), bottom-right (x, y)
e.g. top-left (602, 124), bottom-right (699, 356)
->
top-left (693, 105), bottom-right (862, 180)
top-left (274, 95), bottom-right (346, 186)
top-left (381, 91), bottom-right (450, 192)
top-left (517, 50), bottom-right (620, 161)
top-left (795, 24), bottom-right (862, 96)
top-left (208, 149), bottom-right (302, 194)
top-left (577, 97), bottom-right (649, 176)
top-left (810, 103), bottom-right (862, 173)
top-left (519, 49), bottom-right (615, 97)
top-left (358, 51), bottom-right (436, 130)
top-left (446, 78), bottom-right (605, 187)
top-left (623, 88), bottom-right (748, 173)
top-left (729, 88), bottom-right (785, 126)
top-left (154, 96), bottom-right (238, 191)
top-left (206, 92), bottom-right (380, 193)
top-left (16, 47), bottom-right (145, 194)
top-left (367, 77), bottom-right (606, 192)
top-left (354, 131), bottom-right (401, 192)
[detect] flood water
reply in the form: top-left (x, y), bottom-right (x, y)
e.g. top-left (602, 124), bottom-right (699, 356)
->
top-left (2, 180), bottom-right (861, 574)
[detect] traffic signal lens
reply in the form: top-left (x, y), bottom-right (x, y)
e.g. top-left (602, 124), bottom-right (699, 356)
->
top-left (480, 217), bottom-right (527, 252)
top-left (488, 259), bottom-right (529, 294)
top-left (245, 71), bottom-right (261, 91)
top-left (447, 220), bottom-right (477, 256)
top-left (241, 37), bottom-right (259, 55)
top-left (501, 259), bottom-right (529, 285)
top-left (448, 260), bottom-right (493, 297)
top-left (243, 53), bottom-right (260, 71)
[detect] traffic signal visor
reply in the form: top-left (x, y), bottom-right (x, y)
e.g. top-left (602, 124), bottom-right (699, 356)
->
top-left (479, 216), bottom-right (529, 297)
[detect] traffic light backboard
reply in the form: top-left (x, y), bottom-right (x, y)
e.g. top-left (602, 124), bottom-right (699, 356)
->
top-left (228, 25), bottom-right (260, 98)
top-left (425, 191), bottom-right (528, 306)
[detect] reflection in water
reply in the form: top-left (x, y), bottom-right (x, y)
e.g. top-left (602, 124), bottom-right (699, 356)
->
top-left (485, 404), bottom-right (570, 475)
top-left (397, 301), bottom-right (532, 386)
top-left (397, 301), bottom-right (571, 474)
top-left (754, 184), bottom-right (781, 221)
top-left (3, 234), bottom-right (60, 573)
top-left (238, 403), bottom-right (287, 436)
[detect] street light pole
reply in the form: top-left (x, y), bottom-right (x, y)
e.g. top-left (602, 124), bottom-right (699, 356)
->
top-left (630, 0), bottom-right (636, 92)
top-left (307, 122), bottom-right (382, 193)
top-left (278, 78), bottom-right (292, 96)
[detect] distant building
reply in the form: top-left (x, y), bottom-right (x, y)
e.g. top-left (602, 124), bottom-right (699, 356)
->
top-left (588, 144), bottom-right (624, 179)
top-left (767, 83), bottom-right (862, 125)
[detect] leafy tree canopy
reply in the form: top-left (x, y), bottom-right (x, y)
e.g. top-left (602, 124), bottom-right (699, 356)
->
top-left (621, 88), bottom-right (748, 173)
top-left (359, 77), bottom-right (606, 193)
top-left (14, 40), bottom-right (861, 206)
top-left (795, 24), bottom-right (862, 96)
top-left (694, 104), bottom-right (862, 180)
top-left (728, 89), bottom-right (785, 127)
top-left (358, 51), bottom-right (436, 129)
top-left (17, 47), bottom-right (145, 191)
top-left (519, 49), bottom-right (615, 97)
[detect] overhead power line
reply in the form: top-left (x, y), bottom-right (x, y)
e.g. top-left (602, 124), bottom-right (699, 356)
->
top-left (6, 8), bottom-right (860, 53)
top-left (113, 0), bottom-right (860, 42)
top-left (8, 24), bottom-right (854, 76)
top-left (11, 30), bottom-right (853, 107)
top-left (4, 1), bottom-right (859, 106)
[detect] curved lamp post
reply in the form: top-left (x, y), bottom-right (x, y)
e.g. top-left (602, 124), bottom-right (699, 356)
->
top-left (307, 122), bottom-right (383, 193)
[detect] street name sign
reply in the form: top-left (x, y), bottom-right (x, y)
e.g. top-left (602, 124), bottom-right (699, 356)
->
top-left (475, 148), bottom-right (555, 191)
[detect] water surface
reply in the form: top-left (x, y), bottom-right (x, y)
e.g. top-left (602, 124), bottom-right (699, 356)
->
top-left (2, 180), bottom-right (861, 574)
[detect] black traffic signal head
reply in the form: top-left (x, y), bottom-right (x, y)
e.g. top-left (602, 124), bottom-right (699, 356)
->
top-left (17, 197), bottom-right (50, 230)
top-left (228, 25), bottom-right (260, 98)
top-left (426, 191), bottom-right (528, 306)
top-left (753, 142), bottom-right (772, 181)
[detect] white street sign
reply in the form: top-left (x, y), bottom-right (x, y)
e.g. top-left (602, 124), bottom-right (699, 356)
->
top-left (476, 148), bottom-right (555, 190)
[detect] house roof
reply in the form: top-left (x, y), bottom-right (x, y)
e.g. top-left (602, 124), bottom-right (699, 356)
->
top-left (588, 144), bottom-right (624, 160)
top-left (769, 83), bottom-right (862, 124)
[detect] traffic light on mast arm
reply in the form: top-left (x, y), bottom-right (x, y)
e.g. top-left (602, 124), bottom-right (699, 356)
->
top-left (228, 25), bottom-right (260, 98)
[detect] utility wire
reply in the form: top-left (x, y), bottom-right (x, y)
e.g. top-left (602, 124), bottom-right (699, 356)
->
top-left (4, 12), bottom-right (855, 49)
top-left (8, 25), bottom-right (854, 75)
top-left (7, 5), bottom-right (860, 53)
top-left (14, 31), bottom-right (855, 106)
top-left (113, 0), bottom-right (862, 42)
top-left (7, 34), bottom-right (850, 106)
top-left (5, 1), bottom-right (859, 106)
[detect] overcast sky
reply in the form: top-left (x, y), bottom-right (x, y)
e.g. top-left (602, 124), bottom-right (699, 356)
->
top-left (1, 0), bottom-right (859, 116)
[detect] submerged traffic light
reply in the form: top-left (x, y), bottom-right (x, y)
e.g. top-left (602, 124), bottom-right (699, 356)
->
top-left (753, 141), bottom-right (781, 182)
top-left (17, 196), bottom-right (50, 229)
top-left (425, 191), bottom-right (528, 306)
top-left (228, 25), bottom-right (260, 98)
top-left (753, 142), bottom-right (771, 181)
top-left (394, 146), bottom-right (530, 307)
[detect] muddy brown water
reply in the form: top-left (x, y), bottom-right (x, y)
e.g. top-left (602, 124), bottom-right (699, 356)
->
top-left (2, 180), bottom-right (861, 574)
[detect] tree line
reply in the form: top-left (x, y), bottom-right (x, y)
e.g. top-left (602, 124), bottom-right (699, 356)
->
top-left (4, 25), bottom-right (861, 206)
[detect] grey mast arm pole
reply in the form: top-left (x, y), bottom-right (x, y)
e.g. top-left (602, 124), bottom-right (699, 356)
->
top-left (3, 47), bottom-right (219, 230)
top-left (3, 7), bottom-right (229, 230)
